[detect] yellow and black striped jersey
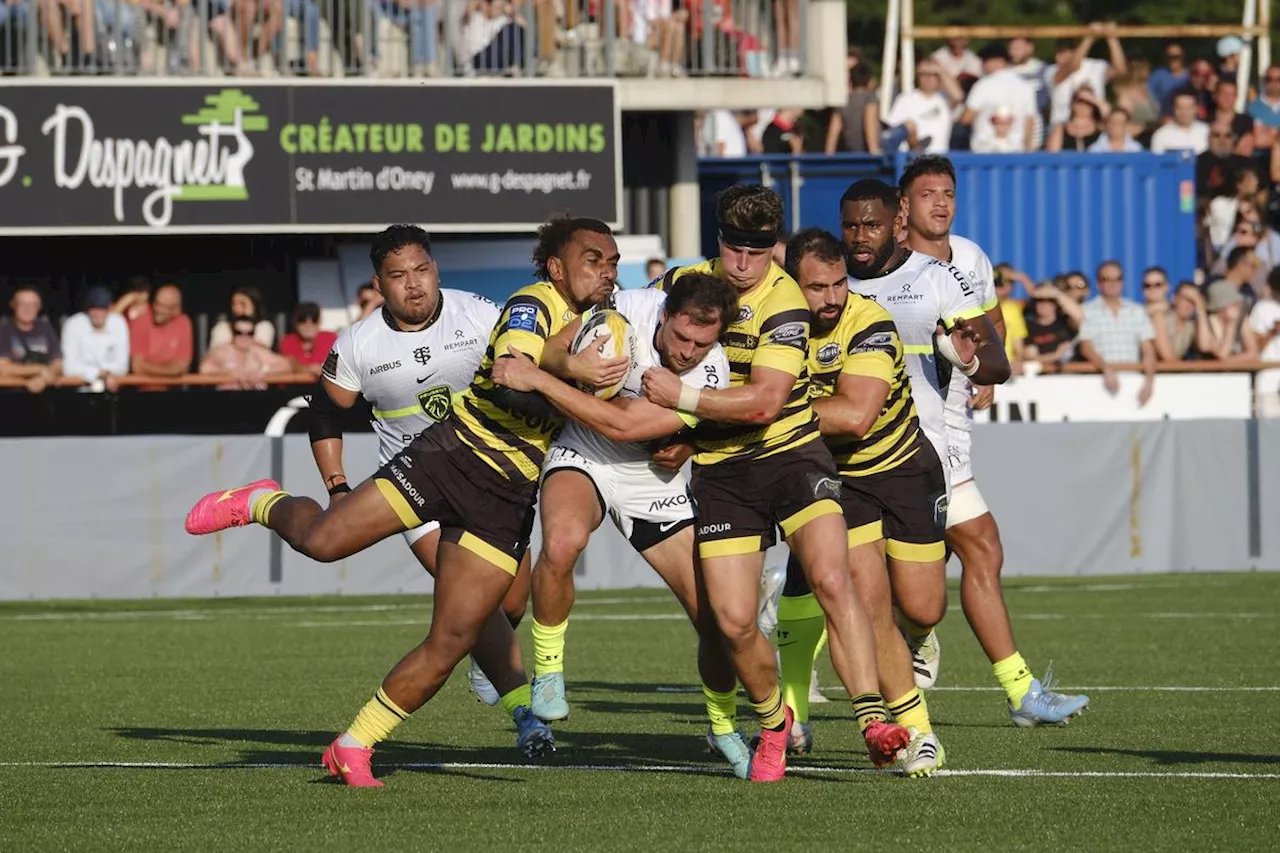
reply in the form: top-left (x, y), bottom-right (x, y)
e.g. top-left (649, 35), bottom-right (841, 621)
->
top-left (451, 281), bottom-right (578, 482)
top-left (658, 259), bottom-right (819, 466)
top-left (808, 293), bottom-right (925, 477)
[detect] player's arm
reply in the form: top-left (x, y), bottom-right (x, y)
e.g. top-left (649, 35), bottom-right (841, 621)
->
top-left (308, 376), bottom-right (360, 494)
top-left (480, 295), bottom-right (564, 421)
top-left (812, 325), bottom-right (898, 439)
top-left (644, 308), bottom-right (807, 424)
top-left (939, 266), bottom-right (1012, 385)
top-left (494, 347), bottom-right (686, 442)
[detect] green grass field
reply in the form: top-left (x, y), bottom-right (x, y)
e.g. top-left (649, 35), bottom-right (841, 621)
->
top-left (3, 572), bottom-right (1278, 851)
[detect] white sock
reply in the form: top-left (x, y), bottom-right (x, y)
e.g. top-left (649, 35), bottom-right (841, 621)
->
top-left (337, 733), bottom-right (364, 749)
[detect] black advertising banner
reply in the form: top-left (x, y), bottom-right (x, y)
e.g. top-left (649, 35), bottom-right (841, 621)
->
top-left (0, 81), bottom-right (620, 234)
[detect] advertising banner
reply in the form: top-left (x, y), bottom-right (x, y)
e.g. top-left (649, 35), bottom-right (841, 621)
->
top-left (0, 80), bottom-right (620, 234)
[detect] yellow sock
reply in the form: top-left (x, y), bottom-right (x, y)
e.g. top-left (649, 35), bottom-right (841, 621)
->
top-left (346, 687), bottom-right (409, 748)
top-left (850, 692), bottom-right (889, 733)
top-left (887, 688), bottom-right (932, 734)
top-left (703, 684), bottom-right (738, 736)
top-left (776, 593), bottom-right (826, 725)
top-left (250, 490), bottom-right (289, 526)
top-left (531, 619), bottom-right (568, 676)
top-left (498, 683), bottom-right (533, 716)
top-left (750, 685), bottom-right (788, 731)
top-left (993, 652), bottom-right (1035, 709)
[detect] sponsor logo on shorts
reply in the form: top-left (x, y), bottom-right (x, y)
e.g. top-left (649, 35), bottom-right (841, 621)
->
top-left (370, 360), bottom-right (401, 375)
top-left (658, 520), bottom-right (681, 533)
top-left (397, 453), bottom-right (414, 468)
top-left (816, 342), bottom-right (841, 366)
top-left (389, 464), bottom-right (426, 509)
top-left (649, 494), bottom-right (690, 512)
top-left (933, 493), bottom-right (949, 528)
top-left (809, 474), bottom-right (841, 501)
top-left (508, 304), bottom-right (538, 332)
top-left (698, 522), bottom-right (732, 536)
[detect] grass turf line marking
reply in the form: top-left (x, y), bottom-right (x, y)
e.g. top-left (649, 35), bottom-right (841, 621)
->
top-left (650, 685), bottom-right (1280, 694)
top-left (5, 608), bottom-right (1270, 625)
top-left (1, 761), bottom-right (1275, 780)
top-left (0, 596), bottom-right (669, 623)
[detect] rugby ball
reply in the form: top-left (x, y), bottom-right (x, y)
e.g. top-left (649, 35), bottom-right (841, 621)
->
top-left (570, 308), bottom-right (638, 401)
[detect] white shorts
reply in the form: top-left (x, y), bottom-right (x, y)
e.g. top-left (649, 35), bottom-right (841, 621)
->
top-left (542, 443), bottom-right (694, 552)
top-left (945, 423), bottom-right (972, 488)
top-left (402, 520), bottom-right (441, 549)
top-left (945, 478), bottom-right (989, 529)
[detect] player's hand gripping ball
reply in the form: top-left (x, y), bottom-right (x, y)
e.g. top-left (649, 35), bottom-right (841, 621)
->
top-left (571, 308), bottom-right (638, 400)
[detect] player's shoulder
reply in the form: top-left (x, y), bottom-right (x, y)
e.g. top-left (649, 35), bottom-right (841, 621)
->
top-left (919, 253), bottom-right (975, 292)
top-left (442, 288), bottom-right (501, 325)
top-left (759, 264), bottom-right (805, 308)
top-left (614, 285), bottom-right (665, 320)
top-left (653, 258), bottom-right (717, 291)
top-left (843, 291), bottom-right (896, 330)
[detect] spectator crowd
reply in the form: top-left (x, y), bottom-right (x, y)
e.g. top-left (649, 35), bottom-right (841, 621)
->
top-left (0, 276), bottom-right (377, 393)
top-left (976, 257), bottom-right (1280, 415)
top-left (0, 0), bottom-right (795, 78)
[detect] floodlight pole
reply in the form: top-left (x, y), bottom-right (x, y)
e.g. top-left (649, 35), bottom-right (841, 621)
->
top-left (881, 0), bottom-right (901, 119)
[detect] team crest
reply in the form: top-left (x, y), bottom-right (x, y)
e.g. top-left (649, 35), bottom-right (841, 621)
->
top-left (736, 305), bottom-right (754, 324)
top-left (417, 384), bottom-right (452, 422)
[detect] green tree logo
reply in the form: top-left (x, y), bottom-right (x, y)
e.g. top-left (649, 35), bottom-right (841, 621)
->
top-left (174, 89), bottom-right (269, 203)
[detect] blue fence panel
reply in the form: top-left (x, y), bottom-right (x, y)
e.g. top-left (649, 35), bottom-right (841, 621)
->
top-left (934, 152), bottom-right (1198, 300)
top-left (697, 155), bottom-right (892, 258)
top-left (697, 153), bottom-right (1197, 302)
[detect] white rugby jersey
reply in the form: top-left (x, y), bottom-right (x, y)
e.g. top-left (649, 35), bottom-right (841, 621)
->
top-left (322, 289), bottom-right (500, 464)
top-left (847, 250), bottom-right (985, 471)
top-left (942, 234), bottom-right (999, 434)
top-left (556, 287), bottom-right (730, 466)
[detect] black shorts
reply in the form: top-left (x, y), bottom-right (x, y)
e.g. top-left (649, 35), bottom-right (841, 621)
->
top-left (373, 422), bottom-right (537, 576)
top-left (784, 441), bottom-right (947, 597)
top-left (691, 436), bottom-right (843, 560)
top-left (841, 440), bottom-right (948, 562)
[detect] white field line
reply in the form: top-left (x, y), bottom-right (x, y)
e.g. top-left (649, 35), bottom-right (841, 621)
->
top-left (2, 604), bottom-right (1269, 625)
top-left (649, 685), bottom-right (1280, 694)
top-left (0, 596), bottom-right (668, 623)
top-left (287, 614), bottom-right (689, 628)
top-left (0, 760), bottom-right (1274, 780)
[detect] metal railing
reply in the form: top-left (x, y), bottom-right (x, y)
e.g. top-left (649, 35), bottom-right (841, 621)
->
top-left (0, 0), bottom-right (808, 79)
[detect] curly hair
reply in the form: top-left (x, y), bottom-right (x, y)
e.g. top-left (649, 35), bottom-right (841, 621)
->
top-left (370, 224), bottom-right (432, 273)
top-left (715, 184), bottom-right (784, 234)
top-left (532, 214), bottom-right (614, 281)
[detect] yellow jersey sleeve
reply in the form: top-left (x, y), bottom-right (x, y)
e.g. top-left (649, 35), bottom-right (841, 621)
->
top-left (752, 281), bottom-right (809, 377)
top-left (492, 291), bottom-right (554, 365)
top-left (839, 302), bottom-right (900, 384)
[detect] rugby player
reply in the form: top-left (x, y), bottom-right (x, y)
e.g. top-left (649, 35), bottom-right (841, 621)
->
top-left (185, 216), bottom-right (623, 787)
top-left (771, 227), bottom-right (952, 776)
top-left (307, 224), bottom-right (532, 711)
top-left (643, 184), bottom-right (911, 782)
top-left (900, 156), bottom-right (1090, 725)
top-left (488, 273), bottom-right (754, 777)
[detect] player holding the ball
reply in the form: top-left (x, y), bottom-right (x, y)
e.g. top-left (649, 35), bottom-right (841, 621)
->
top-left (489, 273), bottom-right (754, 776)
top-left (184, 215), bottom-right (623, 787)
top-left (643, 184), bottom-right (911, 782)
